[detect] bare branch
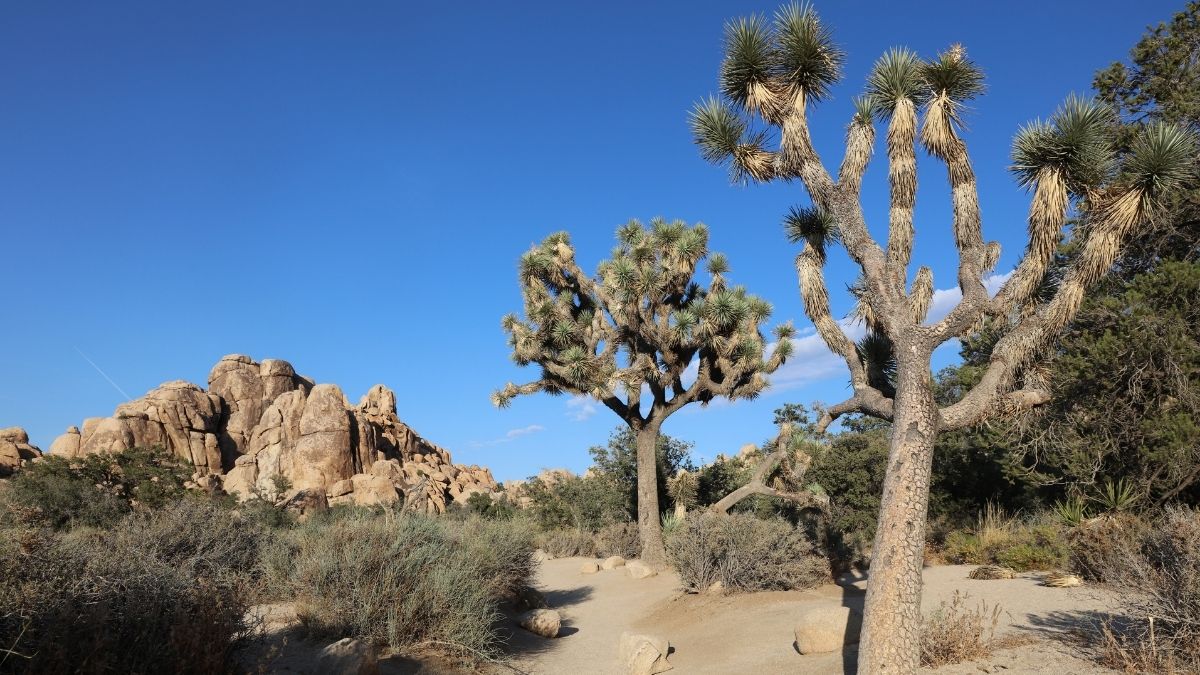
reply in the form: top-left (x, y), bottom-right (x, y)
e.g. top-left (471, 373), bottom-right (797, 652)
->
top-left (709, 424), bottom-right (829, 513)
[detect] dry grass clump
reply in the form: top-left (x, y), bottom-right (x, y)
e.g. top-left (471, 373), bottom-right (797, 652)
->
top-left (665, 511), bottom-right (829, 593)
top-left (0, 499), bottom-right (261, 675)
top-left (593, 521), bottom-right (641, 559)
top-left (1097, 507), bottom-right (1200, 673)
top-left (920, 592), bottom-right (1004, 668)
top-left (536, 527), bottom-right (596, 557)
top-left (968, 564), bottom-right (1016, 580)
top-left (269, 511), bottom-right (534, 660)
top-left (1067, 512), bottom-right (1146, 582)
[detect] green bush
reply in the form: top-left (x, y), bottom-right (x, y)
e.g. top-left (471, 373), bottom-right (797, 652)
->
top-left (537, 527), bottom-right (595, 557)
top-left (522, 473), bottom-right (629, 532)
top-left (0, 500), bottom-right (260, 674)
top-left (941, 520), bottom-right (1068, 572)
top-left (594, 521), bottom-right (640, 559)
top-left (274, 511), bottom-right (534, 658)
top-left (666, 512), bottom-right (829, 593)
top-left (1, 447), bottom-right (193, 530)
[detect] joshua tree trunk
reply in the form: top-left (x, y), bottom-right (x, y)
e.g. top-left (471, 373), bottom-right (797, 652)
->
top-left (857, 353), bottom-right (938, 674)
top-left (635, 421), bottom-right (668, 567)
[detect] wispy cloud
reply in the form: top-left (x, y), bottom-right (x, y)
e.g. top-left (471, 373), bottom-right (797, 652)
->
top-left (470, 424), bottom-right (545, 448)
top-left (765, 272), bottom-right (1011, 395)
top-left (565, 395), bottom-right (598, 421)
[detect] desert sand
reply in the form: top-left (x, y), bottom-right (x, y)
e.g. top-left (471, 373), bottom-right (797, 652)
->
top-left (493, 558), bottom-right (1123, 675)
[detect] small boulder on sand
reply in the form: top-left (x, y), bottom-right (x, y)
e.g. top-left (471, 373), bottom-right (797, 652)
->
top-left (626, 561), bottom-right (657, 579)
top-left (518, 609), bottom-right (562, 638)
top-left (619, 631), bottom-right (673, 674)
top-left (316, 638), bottom-right (379, 675)
top-left (602, 555), bottom-right (626, 570)
top-left (793, 605), bottom-right (862, 655)
top-left (580, 561), bottom-right (600, 574)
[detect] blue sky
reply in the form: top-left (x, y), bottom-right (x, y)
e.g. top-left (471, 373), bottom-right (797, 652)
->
top-left (0, 0), bottom-right (1177, 481)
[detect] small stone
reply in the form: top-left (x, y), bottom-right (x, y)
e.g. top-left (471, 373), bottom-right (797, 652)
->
top-left (601, 555), bottom-right (626, 570)
top-left (627, 561), bottom-right (657, 579)
top-left (793, 605), bottom-right (862, 655)
top-left (619, 631), bottom-right (673, 674)
top-left (518, 609), bottom-right (561, 638)
top-left (315, 637), bottom-right (379, 675)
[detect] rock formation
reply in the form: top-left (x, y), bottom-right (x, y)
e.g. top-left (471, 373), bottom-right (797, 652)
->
top-left (48, 354), bottom-right (499, 513)
top-left (0, 427), bottom-right (41, 477)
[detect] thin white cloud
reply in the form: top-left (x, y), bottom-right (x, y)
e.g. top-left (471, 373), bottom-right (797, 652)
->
top-left (766, 272), bottom-right (1011, 395)
top-left (565, 395), bottom-right (598, 422)
top-left (471, 424), bottom-right (546, 448)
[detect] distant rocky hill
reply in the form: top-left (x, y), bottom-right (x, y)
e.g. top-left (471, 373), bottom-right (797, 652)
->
top-left (39, 354), bottom-right (498, 512)
top-left (0, 427), bottom-right (42, 477)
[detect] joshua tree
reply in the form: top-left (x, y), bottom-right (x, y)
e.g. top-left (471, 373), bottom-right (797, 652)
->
top-left (690, 4), bottom-right (1196, 672)
top-left (493, 218), bottom-right (794, 565)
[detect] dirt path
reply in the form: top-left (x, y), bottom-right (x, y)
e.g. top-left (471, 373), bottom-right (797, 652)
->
top-left (495, 558), bottom-right (1123, 675)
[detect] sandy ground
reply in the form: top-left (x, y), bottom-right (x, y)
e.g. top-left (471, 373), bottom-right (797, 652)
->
top-left (242, 558), bottom-right (1123, 674)
top-left (492, 558), bottom-right (1123, 675)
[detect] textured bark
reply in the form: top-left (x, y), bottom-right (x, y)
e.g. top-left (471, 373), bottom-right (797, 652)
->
top-left (635, 423), bottom-right (667, 568)
top-left (857, 353), bottom-right (939, 675)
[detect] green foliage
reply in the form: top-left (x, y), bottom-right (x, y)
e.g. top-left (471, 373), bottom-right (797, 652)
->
top-left (521, 472), bottom-right (628, 533)
top-left (1053, 496), bottom-right (1088, 527)
top-left (462, 491), bottom-right (516, 520)
top-left (588, 427), bottom-right (696, 521)
top-left (805, 415), bottom-right (890, 562)
top-left (1093, 477), bottom-right (1139, 513)
top-left (0, 500), bottom-right (262, 675)
top-left (274, 512), bottom-right (534, 659)
top-left (2, 446), bottom-right (194, 530)
top-left (665, 512), bottom-right (829, 592)
top-left (941, 520), bottom-right (1068, 572)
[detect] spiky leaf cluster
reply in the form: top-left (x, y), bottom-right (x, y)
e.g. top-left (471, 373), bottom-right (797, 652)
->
top-left (1011, 95), bottom-right (1116, 194)
top-left (921, 44), bottom-right (985, 103)
top-left (496, 219), bottom-right (793, 416)
top-left (866, 48), bottom-right (929, 116)
top-left (692, 2), bottom-right (842, 182)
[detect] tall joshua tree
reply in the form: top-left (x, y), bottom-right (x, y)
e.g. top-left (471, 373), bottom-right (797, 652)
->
top-left (493, 218), bottom-right (794, 565)
top-left (690, 4), bottom-right (1196, 673)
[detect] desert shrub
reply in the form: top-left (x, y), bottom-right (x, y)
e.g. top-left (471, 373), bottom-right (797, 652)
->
top-left (537, 527), bottom-right (595, 557)
top-left (1099, 507), bottom-right (1200, 673)
top-left (445, 516), bottom-right (535, 599)
top-left (1067, 513), bottom-right (1147, 582)
top-left (460, 491), bottom-right (516, 520)
top-left (594, 521), bottom-right (640, 559)
top-left (941, 510), bottom-right (1068, 572)
top-left (277, 511), bottom-right (534, 658)
top-left (0, 501), bottom-right (259, 674)
top-left (920, 592), bottom-right (1001, 667)
top-left (522, 473), bottom-right (629, 532)
top-left (666, 512), bottom-right (829, 593)
top-left (1, 447), bottom-right (193, 530)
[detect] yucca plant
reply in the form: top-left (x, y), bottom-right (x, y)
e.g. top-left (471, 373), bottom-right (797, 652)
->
top-left (1093, 477), bottom-right (1138, 513)
top-left (689, 3), bottom-right (1196, 671)
top-left (1053, 495), bottom-right (1089, 527)
top-left (494, 218), bottom-right (794, 566)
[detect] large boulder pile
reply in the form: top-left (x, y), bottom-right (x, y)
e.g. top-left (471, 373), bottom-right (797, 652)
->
top-left (0, 427), bottom-right (41, 477)
top-left (47, 354), bottom-right (500, 513)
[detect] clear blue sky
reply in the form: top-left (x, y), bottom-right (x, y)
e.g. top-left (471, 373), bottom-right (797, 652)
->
top-left (0, 0), bottom-right (1177, 481)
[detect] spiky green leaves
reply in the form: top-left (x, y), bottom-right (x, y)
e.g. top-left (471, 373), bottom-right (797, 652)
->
top-left (856, 332), bottom-right (897, 394)
top-left (689, 97), bottom-right (774, 182)
top-left (1011, 95), bottom-right (1116, 194)
top-left (774, 2), bottom-right (844, 103)
top-left (783, 205), bottom-right (839, 253)
top-left (720, 15), bottom-right (778, 117)
top-left (866, 48), bottom-right (929, 116)
top-left (921, 44), bottom-right (984, 102)
top-left (852, 95), bottom-right (876, 126)
top-left (1123, 121), bottom-right (1197, 199)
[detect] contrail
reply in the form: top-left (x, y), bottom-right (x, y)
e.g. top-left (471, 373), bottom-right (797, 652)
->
top-left (73, 347), bottom-right (131, 400)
